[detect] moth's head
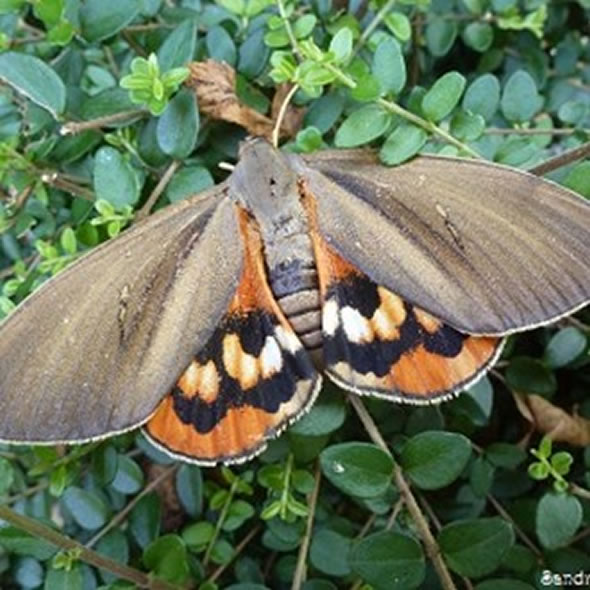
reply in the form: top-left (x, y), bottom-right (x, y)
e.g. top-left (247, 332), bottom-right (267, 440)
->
top-left (230, 137), bottom-right (298, 210)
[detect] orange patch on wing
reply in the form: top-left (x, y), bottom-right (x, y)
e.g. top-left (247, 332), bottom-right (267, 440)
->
top-left (145, 396), bottom-right (286, 464)
top-left (383, 335), bottom-right (499, 396)
top-left (228, 207), bottom-right (278, 315)
top-left (301, 188), bottom-right (360, 288)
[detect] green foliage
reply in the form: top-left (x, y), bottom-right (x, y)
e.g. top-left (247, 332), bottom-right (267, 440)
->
top-left (0, 0), bottom-right (589, 589)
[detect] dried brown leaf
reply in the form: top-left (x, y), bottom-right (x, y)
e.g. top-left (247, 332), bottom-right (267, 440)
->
top-left (187, 60), bottom-right (302, 140)
top-left (513, 392), bottom-right (590, 446)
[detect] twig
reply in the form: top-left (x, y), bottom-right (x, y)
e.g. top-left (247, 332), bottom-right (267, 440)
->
top-left (0, 505), bottom-right (184, 590)
top-left (276, 0), bottom-right (302, 60)
top-left (85, 464), bottom-right (178, 549)
top-left (353, 0), bottom-right (396, 56)
top-left (570, 483), bottom-right (590, 502)
top-left (136, 160), bottom-right (181, 221)
top-left (207, 525), bottom-right (262, 584)
top-left (291, 462), bottom-right (321, 590)
top-left (528, 141), bottom-right (590, 176)
top-left (40, 173), bottom-right (95, 201)
top-left (272, 83), bottom-right (299, 148)
top-left (60, 111), bottom-right (146, 135)
top-left (203, 478), bottom-right (239, 567)
top-left (385, 497), bottom-right (405, 530)
top-left (348, 395), bottom-right (458, 590)
top-left (486, 494), bottom-right (543, 558)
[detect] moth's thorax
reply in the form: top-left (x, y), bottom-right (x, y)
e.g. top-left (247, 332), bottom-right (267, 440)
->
top-left (230, 140), bottom-right (322, 357)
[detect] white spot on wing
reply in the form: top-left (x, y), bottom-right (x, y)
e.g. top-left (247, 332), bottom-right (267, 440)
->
top-left (275, 325), bottom-right (302, 355)
top-left (322, 298), bottom-right (340, 336)
top-left (261, 336), bottom-right (283, 377)
top-left (341, 306), bottom-right (373, 343)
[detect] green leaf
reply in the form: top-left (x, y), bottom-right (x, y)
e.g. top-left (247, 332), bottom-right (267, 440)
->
top-left (422, 71), bottom-right (466, 121)
top-left (544, 327), bottom-right (587, 368)
top-left (330, 27), bottom-right (353, 64)
top-left (62, 486), bottom-right (110, 530)
top-left (80, 0), bottom-right (140, 42)
top-left (462, 22), bottom-right (493, 52)
top-left (156, 88), bottom-right (198, 157)
top-left (334, 104), bottom-right (392, 147)
top-left (0, 455), bottom-right (14, 494)
top-left (182, 521), bottom-right (215, 552)
top-left (528, 461), bottom-right (549, 480)
top-left (350, 74), bottom-right (381, 102)
top-left (320, 442), bottom-right (393, 498)
top-left (207, 25), bottom-right (237, 66)
top-left (91, 444), bottom-right (118, 486)
top-left (143, 535), bottom-right (189, 584)
top-left (13, 556), bottom-right (44, 589)
top-left (175, 465), bottom-right (203, 517)
top-left (564, 161), bottom-right (590, 198)
top-left (501, 70), bottom-right (541, 123)
top-left (439, 517), bottom-right (515, 577)
top-left (158, 20), bottom-right (197, 71)
top-left (111, 455), bottom-right (144, 495)
top-left (309, 529), bottom-right (351, 577)
top-left (505, 357), bottom-right (557, 396)
top-left (0, 52), bottom-right (66, 117)
top-left (551, 452), bottom-right (573, 476)
top-left (384, 12), bottom-right (411, 42)
top-left (289, 389), bottom-right (346, 436)
top-left (450, 109), bottom-right (485, 141)
top-left (349, 531), bottom-right (425, 590)
top-left (166, 166), bottom-right (214, 203)
top-left (130, 493), bottom-right (161, 549)
top-left (44, 567), bottom-right (83, 590)
top-left (372, 36), bottom-right (406, 95)
top-left (485, 443), bottom-right (526, 469)
top-left (536, 493), bottom-right (583, 549)
top-left (96, 530), bottom-right (129, 584)
top-left (401, 431), bottom-right (472, 490)
top-left (462, 74), bottom-right (500, 121)
top-left (425, 18), bottom-right (457, 56)
top-left (93, 147), bottom-right (141, 208)
top-left (380, 124), bottom-right (427, 165)
top-left (0, 527), bottom-right (57, 560)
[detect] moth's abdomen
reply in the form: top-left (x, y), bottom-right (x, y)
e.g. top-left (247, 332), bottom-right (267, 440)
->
top-left (270, 258), bottom-right (323, 353)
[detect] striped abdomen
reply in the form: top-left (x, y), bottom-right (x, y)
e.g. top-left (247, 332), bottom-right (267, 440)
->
top-left (269, 255), bottom-right (323, 357)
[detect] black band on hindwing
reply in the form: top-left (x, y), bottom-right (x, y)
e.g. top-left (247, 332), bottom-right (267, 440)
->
top-left (172, 309), bottom-right (315, 434)
top-left (323, 275), bottom-right (467, 377)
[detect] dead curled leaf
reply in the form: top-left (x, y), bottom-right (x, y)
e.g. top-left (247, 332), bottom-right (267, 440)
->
top-left (186, 60), bottom-right (304, 140)
top-left (513, 391), bottom-right (590, 446)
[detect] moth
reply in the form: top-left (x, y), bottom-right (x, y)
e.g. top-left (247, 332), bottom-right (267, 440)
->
top-left (0, 138), bottom-right (589, 465)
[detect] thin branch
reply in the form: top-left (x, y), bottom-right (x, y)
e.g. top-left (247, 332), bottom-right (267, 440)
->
top-left (528, 141), bottom-right (590, 176)
top-left (348, 395), bottom-right (458, 590)
top-left (353, 0), bottom-right (397, 56)
top-left (85, 464), bottom-right (178, 549)
top-left (136, 160), bottom-right (182, 221)
top-left (291, 462), bottom-right (321, 590)
top-left (0, 505), bottom-right (185, 590)
top-left (272, 83), bottom-right (299, 148)
top-left (203, 478), bottom-right (239, 567)
top-left (276, 0), bottom-right (301, 59)
top-left (207, 525), bottom-right (262, 584)
top-left (486, 494), bottom-right (543, 558)
top-left (570, 483), bottom-right (590, 502)
top-left (60, 111), bottom-right (146, 135)
top-left (41, 173), bottom-right (95, 201)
